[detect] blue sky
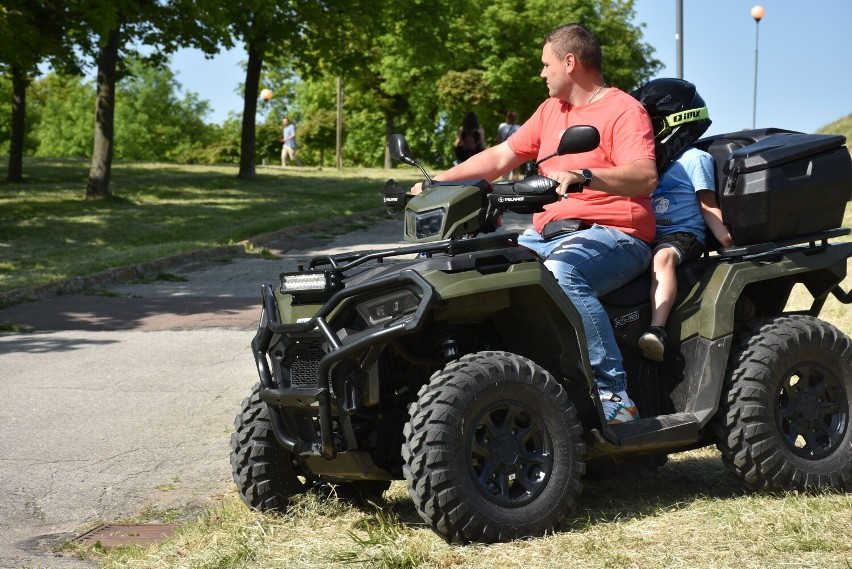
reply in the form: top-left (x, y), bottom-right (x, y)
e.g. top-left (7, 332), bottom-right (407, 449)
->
top-left (172, 0), bottom-right (852, 137)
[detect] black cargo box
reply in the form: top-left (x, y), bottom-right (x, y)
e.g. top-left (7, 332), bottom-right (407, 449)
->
top-left (694, 129), bottom-right (852, 245)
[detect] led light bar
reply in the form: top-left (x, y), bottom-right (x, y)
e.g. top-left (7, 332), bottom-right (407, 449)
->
top-left (280, 270), bottom-right (341, 296)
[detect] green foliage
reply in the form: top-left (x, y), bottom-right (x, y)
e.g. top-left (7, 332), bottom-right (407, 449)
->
top-left (24, 59), bottom-right (226, 164)
top-left (436, 70), bottom-right (491, 128)
top-left (0, 0), bottom-right (69, 75)
top-left (255, 121), bottom-right (284, 166)
top-left (0, 74), bottom-right (10, 156)
top-left (113, 57), bottom-right (215, 161)
top-left (28, 74), bottom-right (94, 158)
top-left (279, 0), bottom-right (660, 168)
top-left (202, 116), bottom-right (245, 164)
top-left (300, 108), bottom-right (337, 166)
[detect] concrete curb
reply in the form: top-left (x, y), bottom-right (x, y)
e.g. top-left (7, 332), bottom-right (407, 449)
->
top-left (0, 208), bottom-right (388, 306)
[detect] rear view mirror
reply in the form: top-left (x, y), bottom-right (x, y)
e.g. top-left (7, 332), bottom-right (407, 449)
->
top-left (388, 134), bottom-right (416, 166)
top-left (533, 125), bottom-right (600, 171)
top-left (556, 125), bottom-right (600, 155)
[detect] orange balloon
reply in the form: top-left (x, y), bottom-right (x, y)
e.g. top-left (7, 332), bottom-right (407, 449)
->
top-left (751, 5), bottom-right (765, 21)
top-left (260, 89), bottom-right (273, 101)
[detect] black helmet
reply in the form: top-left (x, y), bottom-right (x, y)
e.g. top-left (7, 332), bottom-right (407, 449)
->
top-left (630, 78), bottom-right (711, 173)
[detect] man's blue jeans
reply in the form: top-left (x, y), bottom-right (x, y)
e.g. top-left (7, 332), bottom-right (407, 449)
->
top-left (518, 224), bottom-right (652, 394)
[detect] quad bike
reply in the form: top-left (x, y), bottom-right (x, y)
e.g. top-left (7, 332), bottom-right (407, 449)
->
top-left (231, 124), bottom-right (852, 544)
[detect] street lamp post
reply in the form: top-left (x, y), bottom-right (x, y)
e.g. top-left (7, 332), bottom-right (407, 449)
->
top-left (676, 0), bottom-right (683, 79)
top-left (259, 89), bottom-right (273, 167)
top-left (751, 5), bottom-right (765, 130)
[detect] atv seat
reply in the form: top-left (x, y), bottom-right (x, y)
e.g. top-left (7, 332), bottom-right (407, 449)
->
top-left (601, 255), bottom-right (720, 308)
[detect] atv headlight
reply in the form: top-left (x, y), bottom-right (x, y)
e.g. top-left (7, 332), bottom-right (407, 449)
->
top-left (407, 208), bottom-right (445, 239)
top-left (355, 289), bottom-right (420, 327)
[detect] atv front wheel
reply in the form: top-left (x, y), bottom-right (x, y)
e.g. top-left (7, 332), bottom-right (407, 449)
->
top-left (716, 315), bottom-right (852, 491)
top-left (402, 351), bottom-right (585, 544)
top-left (231, 384), bottom-right (312, 510)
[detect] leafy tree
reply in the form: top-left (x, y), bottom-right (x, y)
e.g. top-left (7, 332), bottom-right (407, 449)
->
top-left (60, 0), bottom-right (224, 198)
top-left (28, 74), bottom-right (94, 158)
top-left (284, 75), bottom-right (337, 167)
top-left (434, 0), bottom-right (661, 163)
top-left (294, 0), bottom-right (474, 168)
top-left (26, 61), bottom-right (217, 164)
top-left (113, 57), bottom-right (214, 161)
top-left (276, 0), bottom-right (659, 170)
top-left (300, 108), bottom-right (337, 167)
top-left (0, 0), bottom-right (69, 183)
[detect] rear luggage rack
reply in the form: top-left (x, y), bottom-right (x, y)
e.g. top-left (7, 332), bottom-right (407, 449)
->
top-left (717, 228), bottom-right (850, 261)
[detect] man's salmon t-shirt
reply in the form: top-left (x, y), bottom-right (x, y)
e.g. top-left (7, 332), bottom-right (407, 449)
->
top-left (507, 88), bottom-right (657, 243)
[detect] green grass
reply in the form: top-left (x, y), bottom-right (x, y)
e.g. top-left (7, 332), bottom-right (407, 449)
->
top-left (0, 158), bottom-right (417, 294)
top-left (83, 449), bottom-right (852, 569)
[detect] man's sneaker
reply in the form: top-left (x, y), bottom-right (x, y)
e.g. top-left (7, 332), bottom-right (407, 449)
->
top-left (601, 391), bottom-right (639, 424)
top-left (638, 325), bottom-right (667, 362)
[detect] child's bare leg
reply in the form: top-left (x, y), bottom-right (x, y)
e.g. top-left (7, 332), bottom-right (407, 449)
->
top-left (649, 247), bottom-right (680, 327)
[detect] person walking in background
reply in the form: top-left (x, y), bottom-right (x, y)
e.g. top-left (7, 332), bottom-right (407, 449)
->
top-left (631, 79), bottom-right (734, 362)
top-left (497, 111), bottom-right (521, 180)
top-left (281, 117), bottom-right (303, 166)
top-left (453, 111), bottom-right (486, 164)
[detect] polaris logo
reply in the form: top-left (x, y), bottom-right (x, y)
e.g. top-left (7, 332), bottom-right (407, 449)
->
top-left (383, 197), bottom-right (401, 202)
top-left (613, 311), bottom-right (639, 328)
top-left (498, 196), bottom-right (525, 202)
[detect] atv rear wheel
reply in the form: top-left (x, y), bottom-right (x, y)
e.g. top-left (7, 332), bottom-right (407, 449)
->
top-left (716, 315), bottom-right (852, 491)
top-left (231, 383), bottom-right (312, 510)
top-left (402, 351), bottom-right (585, 544)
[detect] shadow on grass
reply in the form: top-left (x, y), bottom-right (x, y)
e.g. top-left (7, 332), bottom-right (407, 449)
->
top-left (378, 451), bottom-right (745, 533)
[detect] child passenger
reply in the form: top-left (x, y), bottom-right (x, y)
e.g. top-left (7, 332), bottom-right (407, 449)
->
top-left (630, 78), bottom-right (734, 361)
top-left (639, 146), bottom-right (733, 361)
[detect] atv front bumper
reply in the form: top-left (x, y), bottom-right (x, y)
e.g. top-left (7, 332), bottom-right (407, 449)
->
top-left (251, 269), bottom-right (435, 461)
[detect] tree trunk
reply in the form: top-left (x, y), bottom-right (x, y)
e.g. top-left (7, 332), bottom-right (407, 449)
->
top-left (383, 111), bottom-right (394, 169)
top-left (86, 27), bottom-right (120, 200)
top-left (238, 41), bottom-right (264, 180)
top-left (4, 67), bottom-right (27, 184)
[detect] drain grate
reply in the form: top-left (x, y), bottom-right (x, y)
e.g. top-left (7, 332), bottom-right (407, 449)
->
top-left (71, 524), bottom-right (177, 549)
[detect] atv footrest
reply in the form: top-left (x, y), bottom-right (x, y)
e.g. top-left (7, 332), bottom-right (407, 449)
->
top-left (605, 412), bottom-right (700, 454)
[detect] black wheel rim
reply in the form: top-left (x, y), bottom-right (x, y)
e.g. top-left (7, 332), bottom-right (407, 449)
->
top-left (775, 361), bottom-right (849, 460)
top-left (467, 400), bottom-right (553, 507)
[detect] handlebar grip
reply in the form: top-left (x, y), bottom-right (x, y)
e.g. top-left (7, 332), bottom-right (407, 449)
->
top-left (565, 182), bottom-right (584, 194)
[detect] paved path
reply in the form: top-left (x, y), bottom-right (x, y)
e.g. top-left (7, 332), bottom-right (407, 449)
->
top-left (0, 213), bottom-right (530, 568)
